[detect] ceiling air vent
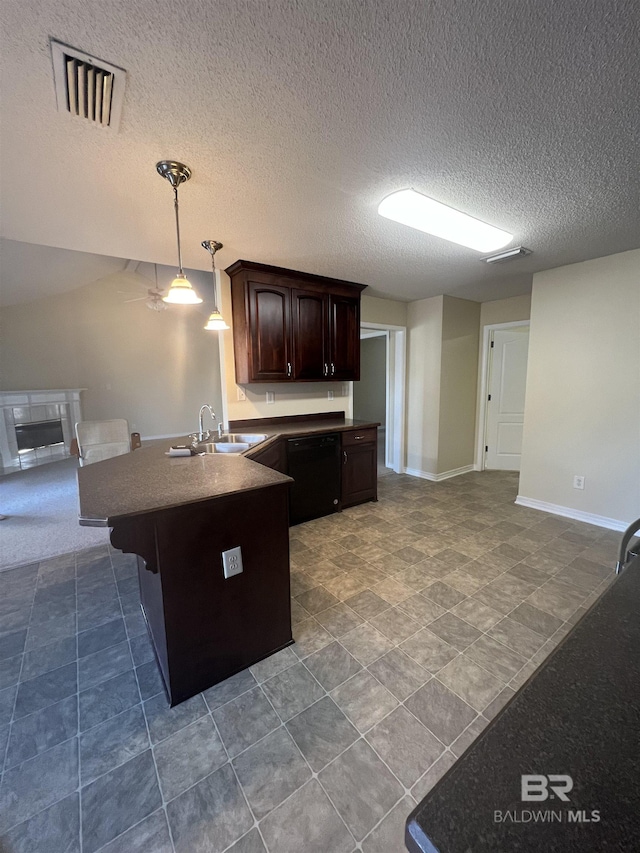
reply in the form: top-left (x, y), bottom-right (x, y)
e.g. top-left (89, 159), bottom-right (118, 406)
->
top-left (50, 39), bottom-right (126, 131)
top-left (481, 246), bottom-right (532, 264)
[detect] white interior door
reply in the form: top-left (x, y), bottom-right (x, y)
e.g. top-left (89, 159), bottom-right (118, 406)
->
top-left (485, 326), bottom-right (530, 471)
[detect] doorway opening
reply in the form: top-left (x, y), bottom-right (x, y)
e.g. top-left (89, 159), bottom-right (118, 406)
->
top-left (355, 323), bottom-right (406, 474)
top-left (476, 321), bottom-right (530, 471)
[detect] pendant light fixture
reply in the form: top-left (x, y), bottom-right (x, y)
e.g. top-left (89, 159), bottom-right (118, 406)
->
top-left (202, 240), bottom-right (230, 331)
top-left (156, 160), bottom-right (202, 304)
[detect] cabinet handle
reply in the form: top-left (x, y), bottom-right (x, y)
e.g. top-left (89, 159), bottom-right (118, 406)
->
top-left (287, 362), bottom-right (292, 377)
top-left (354, 435), bottom-right (364, 440)
top-left (343, 451), bottom-right (348, 464)
top-left (324, 363), bottom-right (329, 376)
top-left (330, 363), bottom-right (335, 375)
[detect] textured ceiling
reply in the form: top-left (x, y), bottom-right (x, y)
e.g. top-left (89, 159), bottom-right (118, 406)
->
top-left (1, 0), bottom-right (639, 304)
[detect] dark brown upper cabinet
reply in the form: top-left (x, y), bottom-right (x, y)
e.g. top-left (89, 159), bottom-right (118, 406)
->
top-left (328, 293), bottom-right (360, 381)
top-left (227, 260), bottom-right (366, 384)
top-left (247, 279), bottom-right (291, 381)
top-left (291, 288), bottom-right (327, 381)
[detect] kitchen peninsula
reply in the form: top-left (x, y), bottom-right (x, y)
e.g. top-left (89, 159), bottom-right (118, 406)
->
top-left (76, 413), bottom-right (380, 706)
top-left (77, 444), bottom-right (293, 706)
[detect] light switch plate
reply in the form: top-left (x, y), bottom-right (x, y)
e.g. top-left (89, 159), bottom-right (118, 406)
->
top-left (222, 546), bottom-right (243, 578)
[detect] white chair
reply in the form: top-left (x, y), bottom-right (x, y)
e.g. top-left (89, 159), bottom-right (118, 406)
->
top-left (72, 419), bottom-right (141, 466)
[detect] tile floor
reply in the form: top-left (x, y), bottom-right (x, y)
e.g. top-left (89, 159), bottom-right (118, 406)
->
top-left (0, 470), bottom-right (618, 852)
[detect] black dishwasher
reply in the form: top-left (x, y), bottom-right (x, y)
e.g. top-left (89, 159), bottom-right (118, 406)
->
top-left (287, 434), bottom-right (341, 525)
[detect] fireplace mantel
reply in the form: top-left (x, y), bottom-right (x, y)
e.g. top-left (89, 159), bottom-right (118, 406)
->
top-left (0, 389), bottom-right (85, 472)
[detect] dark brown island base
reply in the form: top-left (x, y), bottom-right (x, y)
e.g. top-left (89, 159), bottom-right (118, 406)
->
top-left (77, 447), bottom-right (293, 706)
top-left (77, 412), bottom-right (379, 707)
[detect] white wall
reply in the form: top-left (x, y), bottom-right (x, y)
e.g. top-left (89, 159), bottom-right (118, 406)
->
top-left (361, 294), bottom-right (408, 327)
top-left (0, 267), bottom-right (224, 439)
top-left (438, 297), bottom-right (480, 474)
top-left (405, 295), bottom-right (480, 478)
top-left (518, 249), bottom-right (640, 527)
top-left (479, 293), bottom-right (531, 328)
top-left (405, 296), bottom-right (443, 476)
top-left (353, 335), bottom-right (386, 426)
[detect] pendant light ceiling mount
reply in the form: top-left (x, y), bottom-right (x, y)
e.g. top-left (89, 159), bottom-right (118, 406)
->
top-left (156, 160), bottom-right (192, 187)
top-left (202, 239), bottom-right (223, 256)
top-left (156, 160), bottom-right (202, 304)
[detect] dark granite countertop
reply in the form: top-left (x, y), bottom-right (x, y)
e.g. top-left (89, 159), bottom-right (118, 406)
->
top-left (243, 417), bottom-right (379, 457)
top-left (77, 441), bottom-right (292, 526)
top-left (406, 555), bottom-right (640, 853)
top-left (77, 417), bottom-right (379, 527)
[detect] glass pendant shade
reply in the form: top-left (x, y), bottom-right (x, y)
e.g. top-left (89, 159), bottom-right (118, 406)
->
top-left (201, 239), bottom-right (229, 331)
top-left (163, 273), bottom-right (203, 304)
top-left (204, 310), bottom-right (229, 331)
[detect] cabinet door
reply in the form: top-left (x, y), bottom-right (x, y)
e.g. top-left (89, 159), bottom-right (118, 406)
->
top-left (247, 281), bottom-right (292, 381)
top-left (291, 289), bottom-right (328, 380)
top-left (342, 441), bottom-right (377, 507)
top-left (328, 294), bottom-right (360, 380)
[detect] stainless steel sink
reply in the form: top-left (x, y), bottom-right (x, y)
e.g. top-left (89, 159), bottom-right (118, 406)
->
top-left (196, 442), bottom-right (249, 454)
top-left (194, 433), bottom-right (267, 455)
top-left (215, 434), bottom-right (268, 446)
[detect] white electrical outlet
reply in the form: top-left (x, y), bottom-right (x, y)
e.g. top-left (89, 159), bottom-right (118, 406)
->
top-left (266, 391), bottom-right (275, 405)
top-left (236, 386), bottom-right (246, 401)
top-left (328, 391), bottom-right (334, 401)
top-left (222, 546), bottom-right (243, 578)
top-left (573, 475), bottom-right (585, 490)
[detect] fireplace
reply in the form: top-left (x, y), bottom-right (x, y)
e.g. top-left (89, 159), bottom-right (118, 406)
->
top-left (0, 389), bottom-right (84, 472)
top-left (15, 419), bottom-right (64, 452)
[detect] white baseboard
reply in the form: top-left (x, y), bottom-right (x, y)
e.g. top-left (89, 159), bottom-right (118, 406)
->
top-left (515, 495), bottom-right (628, 532)
top-left (404, 464), bottom-right (475, 482)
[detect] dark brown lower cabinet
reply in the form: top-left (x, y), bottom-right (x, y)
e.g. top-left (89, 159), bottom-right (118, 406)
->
top-left (110, 481), bottom-right (292, 706)
top-left (341, 428), bottom-right (378, 508)
top-left (246, 438), bottom-right (287, 474)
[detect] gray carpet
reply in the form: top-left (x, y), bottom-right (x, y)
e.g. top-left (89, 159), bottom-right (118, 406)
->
top-left (0, 457), bottom-right (109, 570)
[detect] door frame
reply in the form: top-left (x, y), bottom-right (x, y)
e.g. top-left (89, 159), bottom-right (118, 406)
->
top-left (359, 322), bottom-right (406, 474)
top-left (475, 320), bottom-right (530, 471)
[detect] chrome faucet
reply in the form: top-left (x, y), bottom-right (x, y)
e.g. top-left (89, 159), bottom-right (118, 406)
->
top-left (193, 404), bottom-right (216, 444)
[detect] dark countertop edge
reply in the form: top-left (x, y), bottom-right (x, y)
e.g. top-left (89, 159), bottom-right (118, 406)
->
top-left (105, 475), bottom-right (292, 527)
top-left (404, 556), bottom-right (636, 853)
top-left (243, 418), bottom-right (380, 457)
top-left (79, 475), bottom-right (293, 528)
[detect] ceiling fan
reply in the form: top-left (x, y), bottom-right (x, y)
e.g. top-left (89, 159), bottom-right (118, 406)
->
top-left (119, 264), bottom-right (168, 311)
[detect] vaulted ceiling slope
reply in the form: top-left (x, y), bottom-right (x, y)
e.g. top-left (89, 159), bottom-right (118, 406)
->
top-left (1, 0), bottom-right (639, 303)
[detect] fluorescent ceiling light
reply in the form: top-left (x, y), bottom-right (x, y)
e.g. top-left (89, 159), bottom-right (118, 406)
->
top-left (378, 189), bottom-right (513, 252)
